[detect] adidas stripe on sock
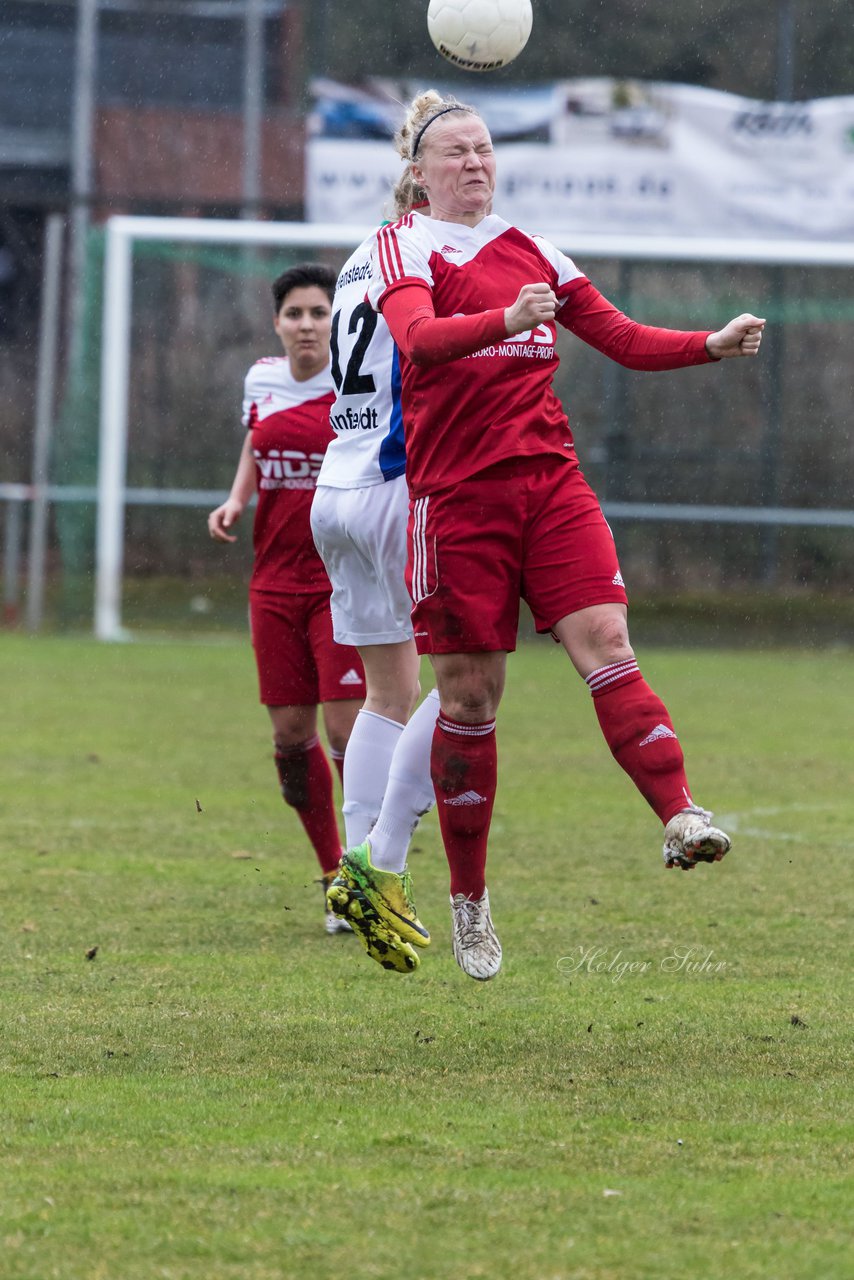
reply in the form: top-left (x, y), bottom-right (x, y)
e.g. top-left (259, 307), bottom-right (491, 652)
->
top-left (585, 659), bottom-right (693, 825)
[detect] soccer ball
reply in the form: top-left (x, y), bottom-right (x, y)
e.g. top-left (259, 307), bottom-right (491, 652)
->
top-left (427, 0), bottom-right (533, 73)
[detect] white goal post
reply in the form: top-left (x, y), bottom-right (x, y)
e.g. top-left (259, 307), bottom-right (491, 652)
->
top-left (96, 214), bottom-right (854, 640)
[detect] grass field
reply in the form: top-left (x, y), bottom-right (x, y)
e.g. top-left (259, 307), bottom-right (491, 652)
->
top-left (1, 632), bottom-right (851, 1280)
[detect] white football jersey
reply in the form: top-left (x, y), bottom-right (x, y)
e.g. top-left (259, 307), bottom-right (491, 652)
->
top-left (241, 356), bottom-right (334, 433)
top-left (315, 232), bottom-right (405, 489)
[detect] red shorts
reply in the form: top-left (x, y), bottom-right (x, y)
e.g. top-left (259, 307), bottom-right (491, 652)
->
top-left (249, 588), bottom-right (366, 706)
top-left (407, 456), bottom-right (628, 654)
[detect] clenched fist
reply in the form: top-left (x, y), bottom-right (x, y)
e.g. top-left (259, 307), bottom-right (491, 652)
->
top-left (705, 313), bottom-right (766, 360)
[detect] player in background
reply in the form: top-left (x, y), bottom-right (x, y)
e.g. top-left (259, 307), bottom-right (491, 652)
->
top-left (207, 264), bottom-right (366, 934)
top-left (310, 231), bottom-right (439, 973)
top-left (364, 90), bottom-right (765, 980)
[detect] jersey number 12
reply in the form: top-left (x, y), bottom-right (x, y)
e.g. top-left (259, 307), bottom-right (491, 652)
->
top-left (330, 303), bottom-right (377, 395)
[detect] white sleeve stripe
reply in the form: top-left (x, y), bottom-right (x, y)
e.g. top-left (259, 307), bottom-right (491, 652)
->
top-left (377, 226), bottom-right (395, 287)
top-left (378, 225), bottom-right (405, 287)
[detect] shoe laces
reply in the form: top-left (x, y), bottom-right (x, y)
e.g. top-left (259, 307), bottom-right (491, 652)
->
top-left (680, 804), bottom-right (712, 823)
top-left (454, 895), bottom-right (488, 948)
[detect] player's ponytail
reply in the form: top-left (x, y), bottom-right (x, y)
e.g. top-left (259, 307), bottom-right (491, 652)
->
top-left (391, 90), bottom-right (481, 217)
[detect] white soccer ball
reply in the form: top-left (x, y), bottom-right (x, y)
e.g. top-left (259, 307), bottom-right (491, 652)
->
top-left (427, 0), bottom-right (533, 73)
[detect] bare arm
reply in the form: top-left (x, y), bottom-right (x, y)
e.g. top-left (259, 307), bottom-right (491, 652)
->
top-left (207, 433), bottom-right (256, 543)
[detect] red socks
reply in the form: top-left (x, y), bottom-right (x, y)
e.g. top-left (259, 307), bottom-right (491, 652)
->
top-left (275, 735), bottom-right (342, 874)
top-left (430, 658), bottom-right (690, 896)
top-left (431, 713), bottom-right (497, 900)
top-left (586, 659), bottom-right (692, 824)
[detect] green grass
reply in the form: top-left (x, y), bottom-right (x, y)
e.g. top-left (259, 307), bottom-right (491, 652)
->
top-left (1, 633), bottom-right (851, 1280)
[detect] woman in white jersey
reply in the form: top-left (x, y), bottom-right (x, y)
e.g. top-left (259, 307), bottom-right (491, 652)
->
top-left (359, 90), bottom-right (765, 981)
top-left (311, 235), bottom-right (439, 973)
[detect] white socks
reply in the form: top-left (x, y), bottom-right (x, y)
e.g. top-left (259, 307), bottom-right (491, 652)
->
top-left (341, 709), bottom-right (404, 849)
top-left (369, 688), bottom-right (440, 872)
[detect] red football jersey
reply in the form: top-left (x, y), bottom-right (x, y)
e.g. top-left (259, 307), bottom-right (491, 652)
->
top-left (242, 357), bottom-right (335, 593)
top-left (369, 212), bottom-right (710, 498)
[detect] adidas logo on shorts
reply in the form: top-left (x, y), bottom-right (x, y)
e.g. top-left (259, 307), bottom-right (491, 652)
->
top-left (443, 790), bottom-right (487, 806)
top-left (612, 570), bottom-right (625, 587)
top-left (339, 668), bottom-right (363, 686)
top-left (639, 723), bottom-right (678, 747)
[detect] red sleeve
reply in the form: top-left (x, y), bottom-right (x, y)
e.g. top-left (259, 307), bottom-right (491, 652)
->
top-left (557, 278), bottom-right (716, 370)
top-left (379, 280), bottom-right (508, 367)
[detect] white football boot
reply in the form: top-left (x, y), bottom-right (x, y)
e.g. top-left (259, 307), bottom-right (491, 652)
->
top-left (663, 805), bottom-right (731, 870)
top-left (450, 888), bottom-right (502, 980)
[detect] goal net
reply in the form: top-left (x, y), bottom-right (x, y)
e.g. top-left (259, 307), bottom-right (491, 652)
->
top-left (54, 216), bottom-right (854, 638)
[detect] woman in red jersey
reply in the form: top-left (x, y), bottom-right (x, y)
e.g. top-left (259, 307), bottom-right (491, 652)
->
top-left (208, 264), bottom-right (365, 933)
top-left (366, 91), bottom-right (765, 980)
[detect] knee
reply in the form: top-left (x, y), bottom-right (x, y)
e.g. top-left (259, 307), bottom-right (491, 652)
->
top-left (326, 732), bottom-right (349, 757)
top-left (440, 675), bottom-right (501, 723)
top-left (365, 676), bottom-right (421, 723)
top-left (585, 615), bottom-right (633, 667)
top-left (272, 727), bottom-right (312, 756)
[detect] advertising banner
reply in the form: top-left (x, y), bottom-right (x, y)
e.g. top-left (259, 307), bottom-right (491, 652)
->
top-left (307, 78), bottom-right (854, 241)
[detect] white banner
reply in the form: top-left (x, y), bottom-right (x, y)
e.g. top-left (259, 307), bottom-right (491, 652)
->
top-left (307, 79), bottom-right (854, 241)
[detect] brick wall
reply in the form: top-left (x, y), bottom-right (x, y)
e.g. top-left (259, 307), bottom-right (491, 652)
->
top-left (94, 105), bottom-right (305, 210)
